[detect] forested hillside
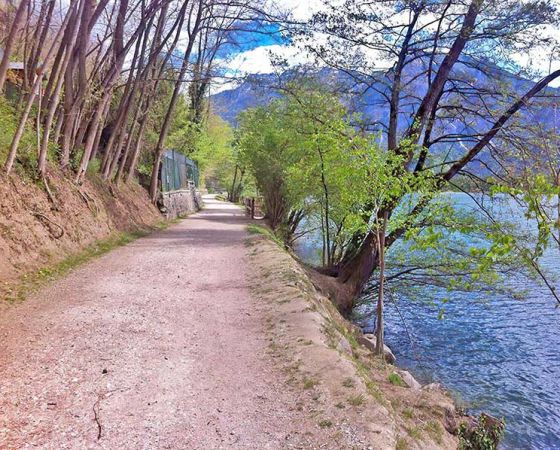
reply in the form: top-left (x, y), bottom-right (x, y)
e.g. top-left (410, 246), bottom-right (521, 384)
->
top-left (0, 0), bottom-right (266, 199)
top-left (0, 0), bottom-right (267, 287)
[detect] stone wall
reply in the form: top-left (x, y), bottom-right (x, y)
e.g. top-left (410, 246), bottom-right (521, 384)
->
top-left (159, 187), bottom-right (202, 220)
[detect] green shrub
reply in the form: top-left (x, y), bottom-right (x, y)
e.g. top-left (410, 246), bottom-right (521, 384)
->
top-left (0, 96), bottom-right (58, 177)
top-left (458, 414), bottom-right (505, 450)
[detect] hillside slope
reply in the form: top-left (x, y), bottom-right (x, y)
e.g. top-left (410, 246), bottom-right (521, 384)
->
top-left (0, 169), bottom-right (161, 299)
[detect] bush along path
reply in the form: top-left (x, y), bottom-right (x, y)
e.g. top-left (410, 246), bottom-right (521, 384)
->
top-left (1, 196), bottom-right (466, 449)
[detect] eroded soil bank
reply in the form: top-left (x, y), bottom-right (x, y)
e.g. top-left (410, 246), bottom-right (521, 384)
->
top-left (0, 169), bottom-right (161, 299)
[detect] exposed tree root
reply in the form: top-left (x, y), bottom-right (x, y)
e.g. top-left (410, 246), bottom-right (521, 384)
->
top-left (30, 210), bottom-right (65, 239)
top-left (77, 188), bottom-right (99, 216)
top-left (92, 387), bottom-right (129, 441)
top-left (41, 175), bottom-right (59, 210)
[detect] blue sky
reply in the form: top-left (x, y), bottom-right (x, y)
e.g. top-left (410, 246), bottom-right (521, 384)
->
top-left (215, 1), bottom-right (560, 90)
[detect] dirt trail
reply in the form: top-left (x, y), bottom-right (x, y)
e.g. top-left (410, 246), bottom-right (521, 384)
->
top-left (0, 196), bottom-right (323, 449)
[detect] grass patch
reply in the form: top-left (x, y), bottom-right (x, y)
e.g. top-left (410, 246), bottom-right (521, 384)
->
top-left (350, 356), bottom-right (385, 405)
top-left (347, 394), bottom-right (366, 406)
top-left (388, 372), bottom-right (407, 387)
top-left (2, 222), bottom-right (168, 302)
top-left (246, 224), bottom-right (284, 247)
top-left (402, 408), bottom-right (414, 420)
top-left (396, 437), bottom-right (408, 450)
top-left (342, 377), bottom-right (355, 388)
top-left (318, 419), bottom-right (332, 428)
top-left (405, 425), bottom-right (422, 440)
top-left (425, 421), bottom-right (444, 444)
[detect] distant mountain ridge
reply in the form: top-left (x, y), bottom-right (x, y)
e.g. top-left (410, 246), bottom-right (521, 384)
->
top-left (210, 63), bottom-right (560, 175)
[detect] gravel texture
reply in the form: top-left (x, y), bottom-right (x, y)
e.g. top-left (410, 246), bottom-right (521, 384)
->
top-left (0, 197), bottom-right (321, 449)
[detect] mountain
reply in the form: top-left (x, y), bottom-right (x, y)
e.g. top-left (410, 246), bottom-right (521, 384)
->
top-left (210, 62), bottom-right (560, 176)
top-left (210, 74), bottom-right (282, 125)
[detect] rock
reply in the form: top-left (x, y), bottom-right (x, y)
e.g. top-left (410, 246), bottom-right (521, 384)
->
top-left (336, 336), bottom-right (353, 356)
top-left (397, 370), bottom-right (421, 389)
top-left (358, 334), bottom-right (396, 364)
top-left (443, 408), bottom-right (459, 434)
top-left (422, 382), bottom-right (443, 391)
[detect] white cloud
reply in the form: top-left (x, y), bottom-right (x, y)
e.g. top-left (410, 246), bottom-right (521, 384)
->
top-left (225, 44), bottom-right (310, 74)
top-left (212, 2), bottom-right (560, 91)
top-left (264, 0), bottom-right (325, 21)
top-left (210, 44), bottom-right (313, 94)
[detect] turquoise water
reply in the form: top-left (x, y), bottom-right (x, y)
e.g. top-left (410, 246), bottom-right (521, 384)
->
top-left (294, 194), bottom-right (560, 449)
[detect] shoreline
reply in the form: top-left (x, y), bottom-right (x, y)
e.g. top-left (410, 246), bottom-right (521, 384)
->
top-left (247, 225), bottom-right (476, 448)
top-left (248, 223), bottom-right (505, 449)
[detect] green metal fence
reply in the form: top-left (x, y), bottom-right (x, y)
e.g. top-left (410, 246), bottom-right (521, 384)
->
top-left (160, 150), bottom-right (199, 192)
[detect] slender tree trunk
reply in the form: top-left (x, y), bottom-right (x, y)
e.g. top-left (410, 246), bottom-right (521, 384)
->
top-left (114, 115), bottom-right (138, 182)
top-left (38, 1), bottom-right (82, 176)
top-left (75, 0), bottom-right (130, 182)
top-left (100, 13), bottom-right (150, 177)
top-left (229, 165), bottom-right (239, 201)
top-left (61, 0), bottom-right (94, 166)
top-left (125, 112), bottom-right (148, 183)
top-left (235, 170), bottom-right (245, 202)
top-left (26, 0), bottom-right (55, 90)
top-left (75, 92), bottom-right (110, 183)
top-left (52, 106), bottom-right (64, 148)
top-left (4, 1), bottom-right (73, 174)
top-left (148, 0), bottom-right (204, 202)
top-left (4, 73), bottom-right (42, 173)
top-left (318, 149), bottom-right (330, 266)
top-left (91, 98), bottom-right (112, 162)
top-left (375, 211), bottom-right (388, 356)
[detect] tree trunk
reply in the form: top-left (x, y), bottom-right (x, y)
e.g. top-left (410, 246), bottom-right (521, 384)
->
top-left (375, 211), bottom-right (388, 356)
top-left (335, 233), bottom-right (380, 315)
top-left (38, 1), bottom-right (83, 176)
top-left (229, 165), bottom-right (239, 202)
top-left (148, 1), bottom-right (204, 202)
top-left (26, 0), bottom-right (55, 90)
top-left (75, 0), bottom-right (129, 182)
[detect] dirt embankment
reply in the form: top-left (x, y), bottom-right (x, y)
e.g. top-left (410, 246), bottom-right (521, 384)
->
top-left (0, 169), bottom-right (161, 296)
top-left (247, 232), bottom-right (461, 449)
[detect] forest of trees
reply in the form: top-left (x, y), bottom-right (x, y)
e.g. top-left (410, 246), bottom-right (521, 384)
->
top-left (0, 0), bottom-right (271, 201)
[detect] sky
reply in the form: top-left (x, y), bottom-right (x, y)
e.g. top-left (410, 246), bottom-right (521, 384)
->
top-left (215, 0), bottom-right (560, 91)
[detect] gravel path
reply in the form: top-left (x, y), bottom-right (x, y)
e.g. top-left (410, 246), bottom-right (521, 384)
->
top-left (0, 196), bottom-right (319, 449)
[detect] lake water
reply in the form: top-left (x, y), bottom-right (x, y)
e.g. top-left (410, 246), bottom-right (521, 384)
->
top-left (294, 194), bottom-right (560, 449)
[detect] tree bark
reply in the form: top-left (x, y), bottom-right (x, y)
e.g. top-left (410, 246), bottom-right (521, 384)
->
top-left (375, 211), bottom-right (388, 356)
top-left (38, 0), bottom-right (83, 176)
